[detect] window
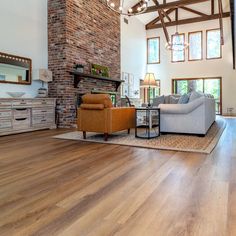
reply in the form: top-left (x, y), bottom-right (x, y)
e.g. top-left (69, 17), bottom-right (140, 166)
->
top-left (207, 29), bottom-right (222, 59)
top-left (188, 31), bottom-right (203, 61)
top-left (171, 33), bottom-right (185, 62)
top-left (172, 77), bottom-right (222, 114)
top-left (147, 37), bottom-right (160, 64)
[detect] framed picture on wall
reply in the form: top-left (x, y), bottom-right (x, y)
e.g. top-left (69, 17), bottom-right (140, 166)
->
top-left (121, 83), bottom-right (129, 97)
top-left (128, 73), bottom-right (134, 85)
top-left (122, 72), bottom-right (129, 84)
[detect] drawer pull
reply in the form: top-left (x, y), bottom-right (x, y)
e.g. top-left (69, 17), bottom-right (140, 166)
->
top-left (41, 111), bottom-right (47, 113)
top-left (15, 108), bottom-right (27, 111)
top-left (41, 119), bottom-right (47, 122)
top-left (15, 118), bottom-right (27, 121)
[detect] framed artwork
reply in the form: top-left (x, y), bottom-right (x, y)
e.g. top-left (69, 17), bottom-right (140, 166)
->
top-left (91, 64), bottom-right (109, 77)
top-left (122, 72), bottom-right (129, 84)
top-left (121, 83), bottom-right (129, 97)
top-left (128, 73), bottom-right (134, 85)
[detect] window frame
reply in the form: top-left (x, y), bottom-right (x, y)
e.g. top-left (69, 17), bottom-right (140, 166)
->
top-left (188, 30), bottom-right (203, 61)
top-left (171, 33), bottom-right (186, 63)
top-left (147, 37), bottom-right (160, 64)
top-left (206, 28), bottom-right (222, 60)
top-left (171, 77), bottom-right (222, 115)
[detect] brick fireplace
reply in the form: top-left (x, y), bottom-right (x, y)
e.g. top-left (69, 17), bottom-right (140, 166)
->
top-left (48, 0), bottom-right (120, 128)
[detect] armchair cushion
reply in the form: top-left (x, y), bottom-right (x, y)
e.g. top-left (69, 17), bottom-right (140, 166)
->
top-left (82, 94), bottom-right (113, 108)
top-left (80, 104), bottom-right (104, 110)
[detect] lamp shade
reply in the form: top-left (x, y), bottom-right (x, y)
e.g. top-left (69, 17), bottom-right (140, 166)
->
top-left (141, 73), bottom-right (157, 88)
top-left (33, 69), bottom-right (53, 82)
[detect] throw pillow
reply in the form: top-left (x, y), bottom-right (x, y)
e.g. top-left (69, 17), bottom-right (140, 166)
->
top-left (189, 91), bottom-right (204, 102)
top-left (153, 95), bottom-right (165, 107)
top-left (170, 96), bottom-right (179, 104)
top-left (178, 94), bottom-right (190, 104)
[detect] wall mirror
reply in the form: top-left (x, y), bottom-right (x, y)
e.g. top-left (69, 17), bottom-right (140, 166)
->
top-left (0, 52), bottom-right (32, 85)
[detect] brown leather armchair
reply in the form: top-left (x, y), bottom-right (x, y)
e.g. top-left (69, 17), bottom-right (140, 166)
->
top-left (77, 94), bottom-right (135, 141)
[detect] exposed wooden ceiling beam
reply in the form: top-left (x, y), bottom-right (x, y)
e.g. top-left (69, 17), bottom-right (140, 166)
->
top-left (146, 8), bottom-right (175, 28)
top-left (211, 0), bottom-right (215, 14)
top-left (230, 0), bottom-right (235, 69)
top-left (179, 6), bottom-right (208, 17)
top-left (146, 12), bottom-right (230, 30)
top-left (218, 0), bottom-right (224, 45)
top-left (143, 0), bottom-right (210, 14)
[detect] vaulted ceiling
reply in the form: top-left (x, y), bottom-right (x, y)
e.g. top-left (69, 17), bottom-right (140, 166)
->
top-left (129, 0), bottom-right (234, 68)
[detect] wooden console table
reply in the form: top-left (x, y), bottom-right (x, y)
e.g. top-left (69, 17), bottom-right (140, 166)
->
top-left (0, 98), bottom-right (56, 136)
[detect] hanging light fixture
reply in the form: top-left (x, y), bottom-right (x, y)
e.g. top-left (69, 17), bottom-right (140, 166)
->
top-left (165, 15), bottom-right (189, 51)
top-left (104, 0), bottom-right (151, 16)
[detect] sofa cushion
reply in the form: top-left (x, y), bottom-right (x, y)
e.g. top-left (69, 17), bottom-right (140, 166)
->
top-left (189, 91), bottom-right (204, 102)
top-left (178, 94), bottom-right (189, 104)
top-left (153, 95), bottom-right (165, 107)
top-left (170, 96), bottom-right (179, 104)
top-left (82, 94), bottom-right (113, 108)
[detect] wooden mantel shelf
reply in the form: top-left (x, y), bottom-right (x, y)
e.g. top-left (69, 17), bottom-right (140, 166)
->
top-left (70, 71), bottom-right (124, 91)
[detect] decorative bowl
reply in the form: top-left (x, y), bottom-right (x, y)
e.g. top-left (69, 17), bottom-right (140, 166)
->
top-left (7, 92), bottom-right (25, 98)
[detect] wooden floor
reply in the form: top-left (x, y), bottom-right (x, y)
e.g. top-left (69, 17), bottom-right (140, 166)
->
top-left (0, 118), bottom-right (236, 236)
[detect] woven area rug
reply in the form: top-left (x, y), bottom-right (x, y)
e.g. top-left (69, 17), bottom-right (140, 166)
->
top-left (54, 118), bottom-right (226, 154)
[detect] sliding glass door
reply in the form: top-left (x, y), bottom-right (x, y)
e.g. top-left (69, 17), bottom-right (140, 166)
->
top-left (172, 77), bottom-right (222, 114)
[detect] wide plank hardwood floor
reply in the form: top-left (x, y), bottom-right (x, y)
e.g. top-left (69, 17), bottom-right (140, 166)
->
top-left (0, 118), bottom-right (236, 236)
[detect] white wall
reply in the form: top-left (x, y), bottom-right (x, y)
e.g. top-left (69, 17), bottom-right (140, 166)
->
top-left (147, 17), bottom-right (236, 115)
top-left (121, 16), bottom-right (146, 98)
top-left (0, 0), bottom-right (48, 98)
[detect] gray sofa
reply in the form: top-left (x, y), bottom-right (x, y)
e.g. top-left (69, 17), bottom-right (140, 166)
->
top-left (157, 94), bottom-right (216, 135)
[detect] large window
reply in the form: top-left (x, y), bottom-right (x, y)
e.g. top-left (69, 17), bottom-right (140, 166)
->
top-left (171, 33), bottom-right (185, 62)
top-left (172, 77), bottom-right (222, 114)
top-left (207, 29), bottom-right (222, 59)
top-left (147, 37), bottom-right (160, 64)
top-left (188, 31), bottom-right (203, 61)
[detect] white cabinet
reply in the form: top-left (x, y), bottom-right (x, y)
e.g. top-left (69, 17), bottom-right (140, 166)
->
top-left (0, 98), bottom-right (56, 136)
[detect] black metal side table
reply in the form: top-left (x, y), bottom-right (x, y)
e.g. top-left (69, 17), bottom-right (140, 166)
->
top-left (135, 107), bottom-right (160, 139)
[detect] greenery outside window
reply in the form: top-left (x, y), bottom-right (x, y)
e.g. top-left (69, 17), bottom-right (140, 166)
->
top-left (172, 77), bottom-right (222, 114)
top-left (147, 37), bottom-right (160, 64)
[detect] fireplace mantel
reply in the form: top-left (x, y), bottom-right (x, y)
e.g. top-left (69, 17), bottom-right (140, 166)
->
top-left (70, 71), bottom-right (124, 91)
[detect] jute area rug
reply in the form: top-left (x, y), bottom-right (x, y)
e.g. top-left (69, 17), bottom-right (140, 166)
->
top-left (54, 118), bottom-right (226, 154)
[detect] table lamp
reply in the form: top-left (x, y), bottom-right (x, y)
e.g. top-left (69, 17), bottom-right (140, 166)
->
top-left (33, 69), bottom-right (53, 97)
top-left (140, 73), bottom-right (158, 107)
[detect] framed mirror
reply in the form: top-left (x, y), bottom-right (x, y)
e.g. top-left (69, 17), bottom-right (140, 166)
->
top-left (0, 52), bottom-right (32, 85)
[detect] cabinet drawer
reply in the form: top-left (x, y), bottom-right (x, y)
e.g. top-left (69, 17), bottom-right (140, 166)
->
top-left (13, 108), bottom-right (30, 118)
top-left (13, 117), bottom-right (30, 130)
top-left (32, 108), bottom-right (54, 115)
top-left (0, 120), bottom-right (12, 130)
top-left (12, 100), bottom-right (32, 107)
top-left (32, 115), bottom-right (54, 125)
top-left (0, 101), bottom-right (12, 107)
top-left (0, 110), bottom-right (12, 118)
top-left (33, 99), bottom-right (55, 106)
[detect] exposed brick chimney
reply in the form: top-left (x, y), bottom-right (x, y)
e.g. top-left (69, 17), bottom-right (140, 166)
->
top-left (48, 0), bottom-right (120, 128)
